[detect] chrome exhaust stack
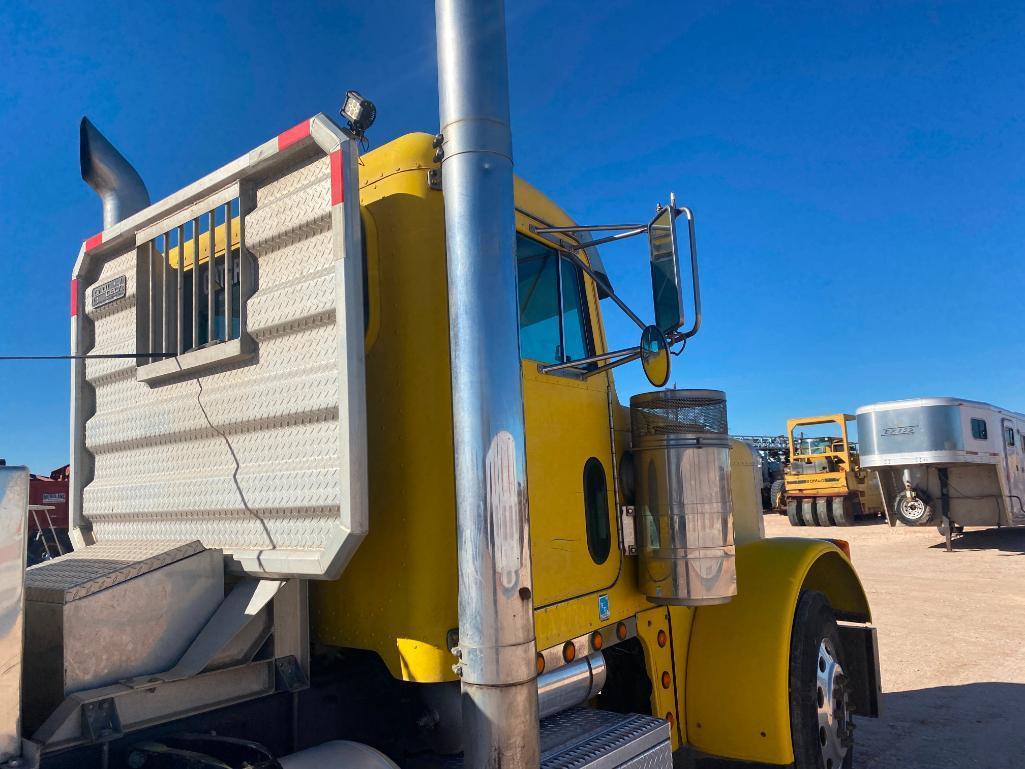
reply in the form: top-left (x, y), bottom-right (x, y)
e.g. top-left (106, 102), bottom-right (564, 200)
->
top-left (80, 117), bottom-right (150, 229)
top-left (435, 0), bottom-right (540, 766)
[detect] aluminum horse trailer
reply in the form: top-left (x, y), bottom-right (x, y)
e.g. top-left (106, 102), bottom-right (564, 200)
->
top-left (856, 397), bottom-right (1025, 546)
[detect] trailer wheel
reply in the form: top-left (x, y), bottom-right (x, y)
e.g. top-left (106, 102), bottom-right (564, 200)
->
top-left (789, 591), bottom-right (854, 769)
top-left (893, 491), bottom-right (934, 526)
top-left (787, 498), bottom-right (804, 526)
top-left (771, 480), bottom-right (786, 511)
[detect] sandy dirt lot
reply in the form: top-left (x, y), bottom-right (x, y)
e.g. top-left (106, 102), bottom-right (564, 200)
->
top-left (764, 514), bottom-right (1025, 769)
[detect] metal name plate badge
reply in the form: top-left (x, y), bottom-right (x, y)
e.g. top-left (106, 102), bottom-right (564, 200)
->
top-left (91, 275), bottom-right (127, 310)
top-left (882, 426), bottom-right (917, 436)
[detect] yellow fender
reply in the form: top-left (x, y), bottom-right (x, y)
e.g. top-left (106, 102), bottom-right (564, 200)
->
top-left (684, 537), bottom-right (871, 765)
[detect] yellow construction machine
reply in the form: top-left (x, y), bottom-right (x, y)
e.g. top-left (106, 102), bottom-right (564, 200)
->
top-left (783, 414), bottom-right (884, 526)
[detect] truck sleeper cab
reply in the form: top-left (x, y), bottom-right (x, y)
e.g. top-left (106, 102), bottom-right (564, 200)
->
top-left (9, 116), bottom-right (879, 769)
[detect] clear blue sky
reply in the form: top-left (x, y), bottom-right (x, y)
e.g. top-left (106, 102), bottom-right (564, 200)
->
top-left (2, 1), bottom-right (1024, 472)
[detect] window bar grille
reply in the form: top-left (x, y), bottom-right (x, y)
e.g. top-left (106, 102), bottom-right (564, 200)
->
top-left (207, 209), bottom-right (216, 344)
top-left (147, 240), bottom-right (156, 365)
top-left (163, 232), bottom-right (176, 357)
top-left (224, 201), bottom-right (233, 342)
top-left (176, 223), bottom-right (185, 355)
top-left (191, 217), bottom-right (200, 351)
top-left (237, 196), bottom-right (247, 338)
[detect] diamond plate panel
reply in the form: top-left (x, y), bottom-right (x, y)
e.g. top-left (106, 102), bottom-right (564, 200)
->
top-left (540, 709), bottom-right (671, 769)
top-left (76, 137), bottom-right (365, 578)
top-left (443, 709), bottom-right (672, 769)
top-left (25, 540), bottom-right (202, 603)
top-left (256, 154), bottom-right (330, 207)
top-left (615, 744), bottom-right (673, 769)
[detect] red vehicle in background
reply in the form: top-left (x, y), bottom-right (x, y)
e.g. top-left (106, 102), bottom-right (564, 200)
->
top-left (26, 464), bottom-right (71, 565)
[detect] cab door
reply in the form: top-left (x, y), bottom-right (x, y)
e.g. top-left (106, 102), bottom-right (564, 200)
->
top-left (514, 223), bottom-right (621, 608)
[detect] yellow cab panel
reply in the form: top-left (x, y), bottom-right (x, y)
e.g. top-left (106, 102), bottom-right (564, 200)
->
top-left (312, 135), bottom-right (638, 680)
top-left (513, 187), bottom-right (621, 608)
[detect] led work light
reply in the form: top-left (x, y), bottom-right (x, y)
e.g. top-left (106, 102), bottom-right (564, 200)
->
top-left (340, 90), bottom-right (377, 139)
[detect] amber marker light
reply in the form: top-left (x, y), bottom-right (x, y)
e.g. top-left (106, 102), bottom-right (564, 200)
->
top-left (661, 671), bottom-right (672, 689)
top-left (616, 622), bottom-right (628, 640)
top-left (591, 631), bottom-right (604, 650)
top-left (563, 641), bottom-right (576, 663)
top-left (536, 653), bottom-right (545, 675)
top-left (657, 629), bottom-right (668, 648)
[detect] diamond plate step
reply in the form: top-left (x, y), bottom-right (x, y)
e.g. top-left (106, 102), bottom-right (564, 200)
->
top-left (440, 708), bottom-right (672, 769)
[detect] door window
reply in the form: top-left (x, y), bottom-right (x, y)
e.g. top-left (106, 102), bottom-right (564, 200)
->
top-left (517, 234), bottom-right (592, 365)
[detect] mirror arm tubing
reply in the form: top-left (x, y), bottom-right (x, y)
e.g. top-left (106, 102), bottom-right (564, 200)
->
top-left (675, 207), bottom-right (702, 339)
top-left (534, 223), bottom-right (646, 234)
top-left (567, 227), bottom-right (647, 250)
top-left (539, 344), bottom-right (640, 373)
top-left (589, 349), bottom-right (642, 376)
top-left (561, 251), bottom-right (646, 330)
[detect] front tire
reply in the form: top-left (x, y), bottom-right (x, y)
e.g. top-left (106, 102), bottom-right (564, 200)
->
top-left (893, 491), bottom-right (934, 526)
top-left (789, 591), bottom-right (854, 769)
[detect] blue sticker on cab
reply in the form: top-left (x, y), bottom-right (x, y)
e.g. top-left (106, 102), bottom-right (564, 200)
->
top-left (598, 593), bottom-right (610, 622)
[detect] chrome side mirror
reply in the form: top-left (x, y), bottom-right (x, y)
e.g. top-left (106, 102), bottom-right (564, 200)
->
top-left (647, 193), bottom-right (700, 340)
top-left (533, 193), bottom-right (701, 384)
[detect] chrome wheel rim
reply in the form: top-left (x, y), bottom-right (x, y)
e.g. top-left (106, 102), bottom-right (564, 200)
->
top-left (900, 496), bottom-right (927, 521)
top-left (816, 638), bottom-right (852, 769)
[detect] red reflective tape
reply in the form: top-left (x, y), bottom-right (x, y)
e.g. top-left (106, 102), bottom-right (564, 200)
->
top-left (70, 278), bottom-right (78, 317)
top-left (330, 149), bottom-right (344, 206)
top-left (277, 120), bottom-right (311, 151)
top-left (84, 232), bottom-right (103, 251)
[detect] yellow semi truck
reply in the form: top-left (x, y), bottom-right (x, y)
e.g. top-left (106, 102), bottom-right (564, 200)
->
top-left (784, 414), bottom-right (884, 527)
top-left (0, 5), bottom-right (879, 769)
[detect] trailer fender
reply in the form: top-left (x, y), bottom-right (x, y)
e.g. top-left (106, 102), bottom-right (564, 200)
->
top-left (683, 537), bottom-right (871, 766)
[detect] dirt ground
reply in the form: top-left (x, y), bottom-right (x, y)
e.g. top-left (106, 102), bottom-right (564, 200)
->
top-left (764, 514), bottom-right (1025, 769)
